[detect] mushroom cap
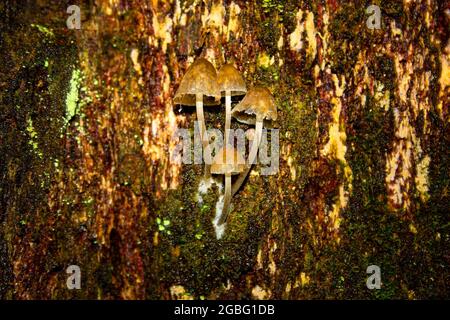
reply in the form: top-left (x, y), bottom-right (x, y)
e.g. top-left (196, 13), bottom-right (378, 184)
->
top-left (174, 58), bottom-right (221, 106)
top-left (175, 94), bottom-right (220, 106)
top-left (231, 87), bottom-right (277, 124)
top-left (211, 145), bottom-right (246, 175)
top-left (217, 64), bottom-right (247, 96)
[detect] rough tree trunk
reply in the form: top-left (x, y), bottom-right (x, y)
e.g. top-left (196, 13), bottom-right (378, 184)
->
top-left (0, 0), bottom-right (448, 299)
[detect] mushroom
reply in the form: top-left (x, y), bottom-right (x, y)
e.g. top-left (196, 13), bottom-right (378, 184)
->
top-left (217, 64), bottom-right (247, 144)
top-left (230, 87), bottom-right (277, 196)
top-left (174, 58), bottom-right (221, 177)
top-left (211, 144), bottom-right (246, 225)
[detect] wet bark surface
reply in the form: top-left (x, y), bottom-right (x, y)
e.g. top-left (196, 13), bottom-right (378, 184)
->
top-left (0, 0), bottom-right (449, 299)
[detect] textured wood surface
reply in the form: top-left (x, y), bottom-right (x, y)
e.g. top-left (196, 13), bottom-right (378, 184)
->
top-left (0, 0), bottom-right (448, 299)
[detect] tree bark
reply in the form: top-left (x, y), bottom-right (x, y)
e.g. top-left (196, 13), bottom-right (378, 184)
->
top-left (0, 0), bottom-right (448, 299)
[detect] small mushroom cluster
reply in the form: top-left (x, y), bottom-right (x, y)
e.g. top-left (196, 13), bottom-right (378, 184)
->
top-left (174, 58), bottom-right (277, 231)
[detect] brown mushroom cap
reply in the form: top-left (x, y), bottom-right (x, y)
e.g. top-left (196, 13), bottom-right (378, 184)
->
top-left (211, 145), bottom-right (245, 175)
top-left (174, 58), bottom-right (221, 106)
top-left (217, 64), bottom-right (247, 96)
top-left (231, 87), bottom-right (277, 124)
top-left (175, 94), bottom-right (219, 106)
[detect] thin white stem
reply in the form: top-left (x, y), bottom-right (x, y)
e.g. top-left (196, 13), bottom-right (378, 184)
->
top-left (225, 91), bottom-right (231, 145)
top-left (231, 120), bottom-right (263, 196)
top-left (196, 93), bottom-right (211, 178)
top-left (248, 120), bottom-right (263, 166)
top-left (218, 173), bottom-right (232, 225)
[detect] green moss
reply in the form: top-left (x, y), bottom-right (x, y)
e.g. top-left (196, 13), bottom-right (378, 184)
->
top-left (369, 55), bottom-right (396, 90)
top-left (194, 233), bottom-right (203, 240)
top-left (65, 68), bottom-right (82, 125)
top-left (30, 24), bottom-right (54, 37)
top-left (26, 117), bottom-right (43, 159)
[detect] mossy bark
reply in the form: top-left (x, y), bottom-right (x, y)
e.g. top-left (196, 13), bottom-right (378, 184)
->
top-left (0, 0), bottom-right (448, 299)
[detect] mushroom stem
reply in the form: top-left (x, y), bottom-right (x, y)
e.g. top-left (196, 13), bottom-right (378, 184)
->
top-left (196, 93), bottom-right (211, 177)
top-left (218, 173), bottom-right (232, 225)
top-left (231, 120), bottom-right (263, 196)
top-left (225, 90), bottom-right (232, 145)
